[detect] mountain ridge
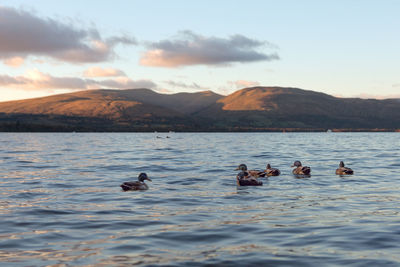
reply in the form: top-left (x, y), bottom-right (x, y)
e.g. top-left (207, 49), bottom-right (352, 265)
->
top-left (1, 87), bottom-right (400, 131)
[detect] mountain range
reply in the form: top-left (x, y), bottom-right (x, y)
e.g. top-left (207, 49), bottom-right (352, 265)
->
top-left (1, 87), bottom-right (400, 131)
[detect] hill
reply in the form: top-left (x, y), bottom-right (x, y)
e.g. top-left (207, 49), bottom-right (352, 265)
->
top-left (1, 87), bottom-right (400, 131)
top-left (198, 87), bottom-right (400, 129)
top-left (0, 88), bottom-right (222, 118)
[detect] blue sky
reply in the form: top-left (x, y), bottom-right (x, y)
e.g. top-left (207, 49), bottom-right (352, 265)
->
top-left (0, 0), bottom-right (399, 101)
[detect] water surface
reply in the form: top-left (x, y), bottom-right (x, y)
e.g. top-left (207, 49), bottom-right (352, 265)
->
top-left (1, 133), bottom-right (400, 266)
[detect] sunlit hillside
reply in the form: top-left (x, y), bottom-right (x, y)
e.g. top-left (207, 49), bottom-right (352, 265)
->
top-left (1, 87), bottom-right (400, 131)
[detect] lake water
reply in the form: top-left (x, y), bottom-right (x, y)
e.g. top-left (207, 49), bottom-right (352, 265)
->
top-left (1, 133), bottom-right (400, 266)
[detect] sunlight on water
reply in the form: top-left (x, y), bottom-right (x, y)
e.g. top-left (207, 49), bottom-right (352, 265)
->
top-left (0, 133), bottom-right (400, 266)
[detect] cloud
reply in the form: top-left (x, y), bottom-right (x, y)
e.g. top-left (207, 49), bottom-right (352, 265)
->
top-left (3, 57), bottom-right (25, 67)
top-left (96, 77), bottom-right (156, 89)
top-left (0, 70), bottom-right (156, 91)
top-left (106, 36), bottom-right (137, 46)
top-left (216, 80), bottom-right (262, 95)
top-left (155, 88), bottom-right (173, 94)
top-left (83, 67), bottom-right (126, 77)
top-left (350, 93), bottom-right (400, 100)
top-left (229, 80), bottom-right (260, 89)
top-left (163, 80), bottom-right (208, 90)
top-left (140, 31), bottom-right (279, 67)
top-left (0, 7), bottom-right (137, 63)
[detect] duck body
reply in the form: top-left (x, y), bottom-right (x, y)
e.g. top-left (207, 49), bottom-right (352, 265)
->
top-left (292, 166), bottom-right (311, 176)
top-left (291, 161), bottom-right (311, 176)
top-left (120, 181), bottom-right (149, 191)
top-left (121, 173), bottom-right (152, 191)
top-left (235, 164), bottom-right (263, 186)
top-left (265, 163), bottom-right (281, 176)
top-left (248, 170), bottom-right (266, 178)
top-left (236, 171), bottom-right (263, 186)
top-left (336, 161), bottom-right (354, 175)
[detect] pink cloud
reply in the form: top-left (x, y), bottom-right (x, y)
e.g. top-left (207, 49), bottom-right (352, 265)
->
top-left (3, 57), bottom-right (24, 67)
top-left (83, 67), bottom-right (126, 77)
top-left (0, 70), bottom-right (156, 91)
top-left (155, 88), bottom-right (174, 94)
top-left (350, 93), bottom-right (400, 100)
top-left (229, 80), bottom-right (260, 89)
top-left (163, 80), bottom-right (208, 90)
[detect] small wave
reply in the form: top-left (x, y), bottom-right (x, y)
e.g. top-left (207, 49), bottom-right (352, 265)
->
top-left (28, 208), bottom-right (74, 216)
top-left (15, 160), bottom-right (34, 164)
top-left (202, 168), bottom-right (226, 173)
top-left (31, 165), bottom-right (59, 169)
top-left (109, 150), bottom-right (132, 154)
top-left (6, 150), bottom-right (38, 154)
top-left (12, 191), bottom-right (48, 199)
top-left (99, 164), bottom-right (133, 171)
top-left (109, 244), bottom-right (145, 252)
top-left (49, 183), bottom-right (78, 189)
top-left (150, 231), bottom-right (232, 244)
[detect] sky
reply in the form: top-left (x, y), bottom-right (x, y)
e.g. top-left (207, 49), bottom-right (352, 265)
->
top-left (0, 0), bottom-right (399, 102)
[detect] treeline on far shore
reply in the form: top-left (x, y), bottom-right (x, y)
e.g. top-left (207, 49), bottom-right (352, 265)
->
top-left (1, 114), bottom-right (399, 133)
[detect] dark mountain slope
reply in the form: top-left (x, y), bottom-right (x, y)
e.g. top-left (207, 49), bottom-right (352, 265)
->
top-left (115, 88), bottom-right (223, 114)
top-left (0, 89), bottom-right (183, 119)
top-left (1, 87), bottom-right (400, 131)
top-left (197, 87), bottom-right (400, 129)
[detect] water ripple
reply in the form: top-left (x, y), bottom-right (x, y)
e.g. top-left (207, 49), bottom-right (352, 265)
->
top-left (0, 132), bottom-right (400, 266)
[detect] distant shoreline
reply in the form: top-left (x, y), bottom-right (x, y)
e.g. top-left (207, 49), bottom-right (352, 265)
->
top-left (1, 128), bottom-right (399, 133)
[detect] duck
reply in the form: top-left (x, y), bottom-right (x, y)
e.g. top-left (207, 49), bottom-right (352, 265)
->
top-left (265, 163), bottom-right (281, 176)
top-left (120, 173), bottom-right (152, 191)
top-left (235, 164), bottom-right (263, 186)
top-left (335, 161), bottom-right (354, 175)
top-left (291, 161), bottom-right (311, 176)
top-left (235, 164), bottom-right (265, 178)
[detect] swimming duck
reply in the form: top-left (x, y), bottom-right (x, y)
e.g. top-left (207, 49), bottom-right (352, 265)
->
top-left (265, 163), bottom-right (281, 176)
top-left (335, 161), bottom-right (354, 175)
top-left (235, 164), bottom-right (263, 186)
top-left (291, 161), bottom-right (311, 176)
top-left (120, 173), bottom-right (152, 191)
top-left (235, 164), bottom-right (265, 178)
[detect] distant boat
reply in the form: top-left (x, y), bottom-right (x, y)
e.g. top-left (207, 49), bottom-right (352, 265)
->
top-left (327, 129), bottom-right (332, 133)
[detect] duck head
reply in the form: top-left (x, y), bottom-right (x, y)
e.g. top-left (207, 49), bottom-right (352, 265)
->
top-left (138, 173), bottom-right (152, 182)
top-left (339, 161), bottom-right (345, 167)
top-left (235, 164), bottom-right (247, 171)
top-left (291, 161), bottom-right (302, 167)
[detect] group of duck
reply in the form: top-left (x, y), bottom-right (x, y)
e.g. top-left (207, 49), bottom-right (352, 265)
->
top-left (120, 161), bottom-right (353, 191)
top-left (235, 161), bottom-right (354, 186)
